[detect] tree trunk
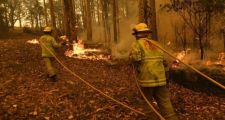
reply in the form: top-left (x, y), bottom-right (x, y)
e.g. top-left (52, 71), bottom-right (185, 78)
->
top-left (96, 0), bottom-right (101, 25)
top-left (183, 26), bottom-right (187, 50)
top-left (139, 0), bottom-right (145, 23)
top-left (39, 14), bottom-right (42, 28)
top-left (199, 34), bottom-right (204, 60)
top-left (101, 0), bottom-right (111, 48)
top-left (62, 0), bottom-right (71, 39)
top-left (35, 15), bottom-right (39, 29)
top-left (18, 13), bottom-right (22, 28)
top-left (149, 0), bottom-right (158, 40)
top-left (69, 0), bottom-right (77, 42)
top-left (31, 14), bottom-right (34, 28)
top-left (113, 0), bottom-right (119, 43)
top-left (9, 8), bottom-right (15, 29)
top-left (49, 0), bottom-right (57, 36)
top-left (43, 0), bottom-right (48, 26)
top-left (62, 0), bottom-right (77, 44)
top-left (223, 31), bottom-right (225, 52)
top-left (139, 0), bottom-right (158, 40)
top-left (4, 8), bottom-right (9, 28)
top-left (84, 0), bottom-right (92, 41)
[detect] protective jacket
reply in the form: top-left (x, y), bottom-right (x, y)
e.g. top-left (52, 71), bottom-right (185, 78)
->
top-left (130, 38), bottom-right (166, 87)
top-left (39, 35), bottom-right (61, 57)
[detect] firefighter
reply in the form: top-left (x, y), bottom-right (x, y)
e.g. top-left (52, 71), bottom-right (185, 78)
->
top-left (39, 27), bottom-right (65, 81)
top-left (130, 23), bottom-right (178, 120)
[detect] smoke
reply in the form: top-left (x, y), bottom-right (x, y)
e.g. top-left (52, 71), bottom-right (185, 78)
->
top-left (111, 0), bottom-right (139, 60)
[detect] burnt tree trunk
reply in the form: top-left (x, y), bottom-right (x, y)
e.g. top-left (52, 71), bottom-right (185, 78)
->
top-left (138, 0), bottom-right (146, 23)
top-left (49, 0), bottom-right (57, 37)
top-left (199, 33), bottom-right (204, 60)
top-left (43, 0), bottom-right (48, 26)
top-left (113, 0), bottom-right (119, 43)
top-left (62, 0), bottom-right (76, 44)
top-left (139, 0), bottom-right (158, 40)
top-left (84, 0), bottom-right (92, 41)
top-left (101, 0), bottom-right (111, 48)
top-left (18, 12), bottom-right (22, 28)
top-left (149, 0), bottom-right (158, 40)
top-left (31, 14), bottom-right (34, 28)
top-left (61, 0), bottom-right (70, 37)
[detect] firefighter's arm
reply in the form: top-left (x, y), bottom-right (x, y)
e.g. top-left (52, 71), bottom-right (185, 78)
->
top-left (51, 37), bottom-right (62, 48)
top-left (129, 41), bottom-right (142, 62)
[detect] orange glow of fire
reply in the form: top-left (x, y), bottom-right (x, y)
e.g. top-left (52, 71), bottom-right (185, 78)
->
top-left (205, 52), bottom-right (225, 71)
top-left (176, 51), bottom-right (186, 63)
top-left (73, 40), bottom-right (85, 55)
top-left (171, 49), bottom-right (191, 69)
top-left (64, 40), bottom-right (109, 61)
top-left (167, 41), bottom-right (171, 46)
top-left (27, 39), bottom-right (39, 44)
top-left (171, 51), bottom-right (186, 69)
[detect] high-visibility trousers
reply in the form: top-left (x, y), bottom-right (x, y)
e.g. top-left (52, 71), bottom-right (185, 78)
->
top-left (43, 57), bottom-right (57, 77)
top-left (141, 86), bottom-right (178, 120)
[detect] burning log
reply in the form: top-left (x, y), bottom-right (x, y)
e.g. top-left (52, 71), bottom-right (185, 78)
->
top-left (169, 62), bottom-right (225, 94)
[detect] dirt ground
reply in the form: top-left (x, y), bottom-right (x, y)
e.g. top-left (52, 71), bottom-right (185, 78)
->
top-left (0, 33), bottom-right (225, 120)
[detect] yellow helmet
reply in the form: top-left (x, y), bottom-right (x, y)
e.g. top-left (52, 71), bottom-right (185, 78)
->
top-left (132, 23), bottom-right (151, 34)
top-left (43, 27), bottom-right (52, 32)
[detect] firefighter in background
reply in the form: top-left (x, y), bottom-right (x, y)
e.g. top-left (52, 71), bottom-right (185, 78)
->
top-left (39, 27), bottom-right (65, 81)
top-left (130, 23), bottom-right (178, 120)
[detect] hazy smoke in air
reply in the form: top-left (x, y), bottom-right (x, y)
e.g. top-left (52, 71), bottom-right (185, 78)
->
top-left (111, 0), bottom-right (139, 59)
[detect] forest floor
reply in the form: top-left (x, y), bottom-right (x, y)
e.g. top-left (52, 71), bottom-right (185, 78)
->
top-left (0, 32), bottom-right (225, 120)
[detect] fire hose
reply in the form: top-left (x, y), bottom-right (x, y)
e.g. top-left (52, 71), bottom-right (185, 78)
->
top-left (149, 40), bottom-right (225, 91)
top-left (129, 40), bottom-right (225, 120)
top-left (132, 64), bottom-right (166, 120)
top-left (39, 41), bottom-right (148, 117)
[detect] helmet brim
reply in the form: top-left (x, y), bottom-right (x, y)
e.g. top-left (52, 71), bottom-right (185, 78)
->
top-left (132, 30), bottom-right (152, 35)
top-left (43, 29), bottom-right (53, 32)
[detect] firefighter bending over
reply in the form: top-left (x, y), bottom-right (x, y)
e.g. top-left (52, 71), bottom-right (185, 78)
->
top-left (39, 27), bottom-right (65, 81)
top-left (130, 23), bottom-right (178, 120)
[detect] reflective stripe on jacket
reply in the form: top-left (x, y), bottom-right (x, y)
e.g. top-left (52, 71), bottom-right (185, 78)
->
top-left (39, 35), bottom-right (61, 57)
top-left (130, 38), bottom-right (166, 87)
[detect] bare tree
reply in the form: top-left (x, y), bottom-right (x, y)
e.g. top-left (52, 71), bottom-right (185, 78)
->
top-left (173, 23), bottom-right (187, 50)
top-left (7, 0), bottom-right (20, 29)
top-left (164, 0), bottom-right (225, 60)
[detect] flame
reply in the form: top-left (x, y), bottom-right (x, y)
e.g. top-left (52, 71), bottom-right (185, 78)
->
top-left (205, 52), bottom-right (225, 71)
top-left (217, 52), bottom-right (224, 64)
top-left (176, 50), bottom-right (186, 62)
top-left (206, 60), bottom-right (213, 66)
top-left (65, 40), bottom-right (109, 61)
top-left (167, 41), bottom-right (171, 46)
top-left (73, 41), bottom-right (85, 55)
top-left (27, 39), bottom-right (39, 44)
top-left (171, 49), bottom-right (191, 69)
top-left (171, 51), bottom-right (186, 69)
